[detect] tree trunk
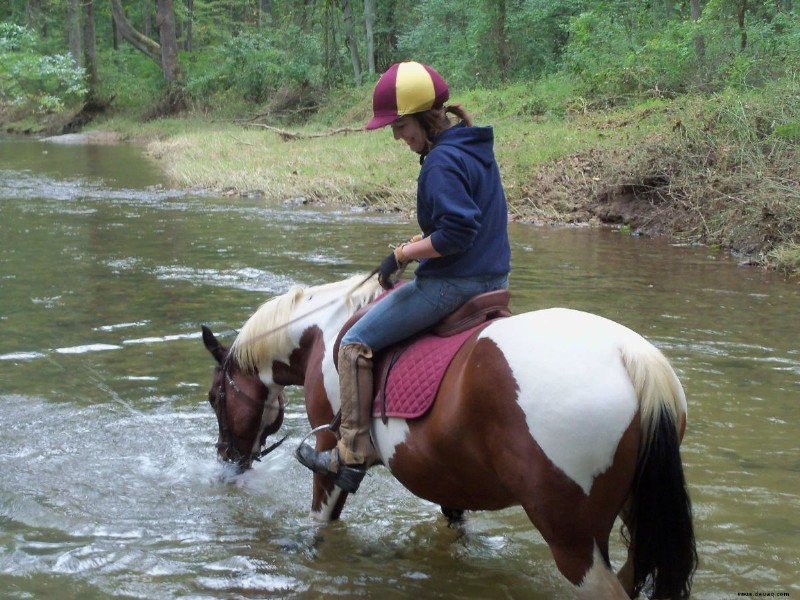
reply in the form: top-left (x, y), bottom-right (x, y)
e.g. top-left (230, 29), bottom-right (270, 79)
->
top-left (141, 0), bottom-right (153, 38)
top-left (495, 0), bottom-right (509, 81)
top-left (83, 0), bottom-right (99, 93)
top-left (156, 0), bottom-right (184, 84)
top-left (185, 0), bottom-right (194, 51)
top-left (364, 0), bottom-right (376, 76)
top-left (375, 0), bottom-right (397, 72)
top-left (737, 0), bottom-right (748, 51)
top-left (690, 0), bottom-right (705, 62)
top-left (26, 0), bottom-right (44, 35)
top-left (109, 0), bottom-right (162, 63)
top-left (341, 0), bottom-right (362, 85)
top-left (68, 0), bottom-right (82, 66)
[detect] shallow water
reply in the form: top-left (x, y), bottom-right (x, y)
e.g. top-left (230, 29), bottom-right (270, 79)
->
top-left (1, 136), bottom-right (798, 599)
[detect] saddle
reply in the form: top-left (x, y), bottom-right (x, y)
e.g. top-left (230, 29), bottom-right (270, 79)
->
top-left (334, 288), bottom-right (511, 421)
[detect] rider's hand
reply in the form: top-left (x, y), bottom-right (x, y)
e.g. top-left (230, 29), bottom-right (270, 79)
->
top-left (378, 252), bottom-right (400, 290)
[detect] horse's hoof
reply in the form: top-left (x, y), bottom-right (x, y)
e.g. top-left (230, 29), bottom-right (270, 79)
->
top-left (441, 507), bottom-right (466, 525)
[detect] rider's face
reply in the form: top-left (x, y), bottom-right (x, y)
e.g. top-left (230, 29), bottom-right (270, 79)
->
top-left (391, 116), bottom-right (426, 154)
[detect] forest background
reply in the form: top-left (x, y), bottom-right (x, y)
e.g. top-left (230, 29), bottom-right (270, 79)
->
top-left (1, 0), bottom-right (799, 275)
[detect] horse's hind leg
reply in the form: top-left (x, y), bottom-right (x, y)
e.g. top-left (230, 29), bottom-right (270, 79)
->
top-left (615, 499), bottom-right (636, 597)
top-left (440, 506), bottom-right (466, 527)
top-left (524, 506), bottom-right (631, 600)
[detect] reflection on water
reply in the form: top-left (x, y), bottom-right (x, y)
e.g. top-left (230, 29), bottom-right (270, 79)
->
top-left (1, 137), bottom-right (798, 599)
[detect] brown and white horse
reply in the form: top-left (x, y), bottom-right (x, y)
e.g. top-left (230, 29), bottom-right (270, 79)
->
top-left (202, 274), bottom-right (697, 599)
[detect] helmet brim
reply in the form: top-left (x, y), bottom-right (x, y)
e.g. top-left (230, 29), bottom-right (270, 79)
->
top-left (366, 113), bottom-right (401, 130)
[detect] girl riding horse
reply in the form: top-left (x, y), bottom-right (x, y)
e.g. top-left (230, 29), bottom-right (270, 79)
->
top-left (295, 61), bottom-right (511, 494)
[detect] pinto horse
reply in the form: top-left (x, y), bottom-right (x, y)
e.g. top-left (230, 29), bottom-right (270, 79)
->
top-left (202, 273), bottom-right (696, 599)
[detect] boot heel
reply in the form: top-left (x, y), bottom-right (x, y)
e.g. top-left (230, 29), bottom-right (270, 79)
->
top-left (336, 465), bottom-right (367, 494)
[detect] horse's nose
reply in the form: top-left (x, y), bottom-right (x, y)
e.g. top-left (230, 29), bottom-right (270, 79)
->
top-left (216, 441), bottom-right (252, 471)
top-left (215, 441), bottom-right (232, 461)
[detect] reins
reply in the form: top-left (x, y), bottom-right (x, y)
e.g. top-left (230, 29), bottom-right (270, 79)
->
top-left (214, 266), bottom-right (385, 465)
top-left (214, 356), bottom-right (288, 465)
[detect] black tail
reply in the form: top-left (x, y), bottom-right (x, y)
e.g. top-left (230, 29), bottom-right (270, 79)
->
top-left (628, 408), bottom-right (698, 599)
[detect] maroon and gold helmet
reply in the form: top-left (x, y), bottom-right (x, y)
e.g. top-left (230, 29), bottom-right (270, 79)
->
top-left (366, 61), bottom-right (449, 130)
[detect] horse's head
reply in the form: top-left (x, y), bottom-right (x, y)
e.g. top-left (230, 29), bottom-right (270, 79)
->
top-left (201, 325), bottom-right (286, 472)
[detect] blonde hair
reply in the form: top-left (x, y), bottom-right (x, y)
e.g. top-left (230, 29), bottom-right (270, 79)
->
top-left (231, 274), bottom-right (384, 372)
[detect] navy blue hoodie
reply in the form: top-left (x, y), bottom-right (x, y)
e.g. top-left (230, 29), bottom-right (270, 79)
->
top-left (415, 122), bottom-right (511, 278)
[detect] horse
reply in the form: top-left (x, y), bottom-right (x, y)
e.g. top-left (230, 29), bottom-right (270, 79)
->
top-left (201, 273), bottom-right (697, 599)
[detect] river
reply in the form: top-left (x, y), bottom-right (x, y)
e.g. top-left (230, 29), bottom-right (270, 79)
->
top-left (1, 135), bottom-right (798, 599)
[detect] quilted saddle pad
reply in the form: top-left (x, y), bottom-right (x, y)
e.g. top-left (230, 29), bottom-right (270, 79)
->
top-left (372, 324), bottom-right (487, 420)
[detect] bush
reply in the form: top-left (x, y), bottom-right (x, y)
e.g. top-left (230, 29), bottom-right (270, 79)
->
top-left (0, 22), bottom-right (87, 114)
top-left (186, 29), bottom-right (318, 105)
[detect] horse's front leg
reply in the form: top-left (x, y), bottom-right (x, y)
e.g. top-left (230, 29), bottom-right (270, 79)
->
top-left (311, 473), bottom-right (348, 521)
top-left (308, 427), bottom-right (349, 521)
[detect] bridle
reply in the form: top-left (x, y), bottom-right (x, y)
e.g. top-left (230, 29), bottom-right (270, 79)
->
top-left (208, 269), bottom-right (382, 467)
top-left (212, 357), bottom-right (288, 467)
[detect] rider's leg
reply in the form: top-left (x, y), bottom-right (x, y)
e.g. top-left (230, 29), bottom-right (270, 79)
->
top-left (295, 342), bottom-right (375, 494)
top-left (295, 274), bottom-right (509, 492)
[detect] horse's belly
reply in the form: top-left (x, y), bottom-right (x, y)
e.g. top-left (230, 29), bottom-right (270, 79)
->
top-left (478, 308), bottom-right (641, 495)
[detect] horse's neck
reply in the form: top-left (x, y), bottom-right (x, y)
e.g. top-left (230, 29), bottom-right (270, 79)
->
top-left (287, 298), bottom-right (359, 411)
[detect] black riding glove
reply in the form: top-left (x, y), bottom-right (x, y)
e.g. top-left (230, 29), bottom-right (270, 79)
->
top-left (377, 252), bottom-right (400, 290)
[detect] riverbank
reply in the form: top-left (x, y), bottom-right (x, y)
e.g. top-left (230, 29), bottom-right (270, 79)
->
top-left (28, 81), bottom-right (800, 277)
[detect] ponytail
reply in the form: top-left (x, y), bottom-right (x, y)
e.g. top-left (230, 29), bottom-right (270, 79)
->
top-left (413, 103), bottom-right (475, 156)
top-left (445, 103), bottom-right (473, 127)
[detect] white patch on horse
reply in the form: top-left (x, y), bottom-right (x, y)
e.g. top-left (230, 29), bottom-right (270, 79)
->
top-left (371, 418), bottom-right (410, 465)
top-left (249, 386), bottom-right (283, 456)
top-left (480, 308), bottom-right (639, 495)
top-left (312, 486), bottom-right (343, 522)
top-left (576, 543), bottom-right (630, 599)
top-left (320, 339), bottom-right (341, 413)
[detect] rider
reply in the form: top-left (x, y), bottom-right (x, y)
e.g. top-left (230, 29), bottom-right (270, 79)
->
top-left (296, 61), bottom-right (511, 493)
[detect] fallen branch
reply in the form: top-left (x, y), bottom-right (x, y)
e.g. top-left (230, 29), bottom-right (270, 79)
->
top-left (245, 123), bottom-right (365, 141)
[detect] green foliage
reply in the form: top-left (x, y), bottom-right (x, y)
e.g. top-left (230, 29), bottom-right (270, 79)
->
top-left (774, 122), bottom-right (800, 140)
top-left (459, 75), bottom-right (577, 121)
top-left (186, 29), bottom-right (319, 104)
top-left (95, 47), bottom-right (164, 111)
top-left (0, 22), bottom-right (86, 114)
top-left (562, 3), bottom-right (800, 98)
top-left (395, 0), bottom-right (585, 87)
top-left (395, 0), bottom-right (478, 88)
top-left (562, 8), bottom-right (698, 97)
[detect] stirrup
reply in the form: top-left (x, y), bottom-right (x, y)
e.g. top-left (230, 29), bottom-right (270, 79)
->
top-left (294, 444), bottom-right (367, 494)
top-left (295, 425), bottom-right (368, 494)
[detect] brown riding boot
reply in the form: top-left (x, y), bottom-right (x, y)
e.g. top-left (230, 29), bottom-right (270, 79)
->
top-left (295, 342), bottom-right (376, 493)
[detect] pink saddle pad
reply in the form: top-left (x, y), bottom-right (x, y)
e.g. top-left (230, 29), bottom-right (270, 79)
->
top-left (372, 325), bottom-right (485, 420)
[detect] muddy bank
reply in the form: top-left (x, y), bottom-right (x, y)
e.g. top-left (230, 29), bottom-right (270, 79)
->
top-left (512, 139), bottom-right (799, 275)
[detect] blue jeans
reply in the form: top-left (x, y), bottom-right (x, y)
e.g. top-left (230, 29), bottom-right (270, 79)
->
top-left (342, 274), bottom-right (509, 352)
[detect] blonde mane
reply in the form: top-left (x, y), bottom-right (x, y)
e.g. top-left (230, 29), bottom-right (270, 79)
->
top-left (231, 273), bottom-right (383, 372)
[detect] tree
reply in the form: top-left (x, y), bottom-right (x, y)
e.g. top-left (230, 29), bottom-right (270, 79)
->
top-left (341, 0), bottom-right (362, 84)
top-left (83, 0), bottom-right (98, 94)
top-left (67, 0), bottom-right (81, 65)
top-left (736, 0), bottom-right (748, 50)
top-left (364, 0), bottom-right (376, 75)
top-left (690, 0), bottom-right (705, 61)
top-left (491, 0), bottom-right (509, 81)
top-left (109, 0), bottom-right (184, 85)
top-left (110, 0), bottom-right (161, 63)
top-left (156, 0), bottom-right (183, 83)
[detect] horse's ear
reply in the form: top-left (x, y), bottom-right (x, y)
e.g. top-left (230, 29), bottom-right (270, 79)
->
top-left (202, 325), bottom-right (226, 365)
